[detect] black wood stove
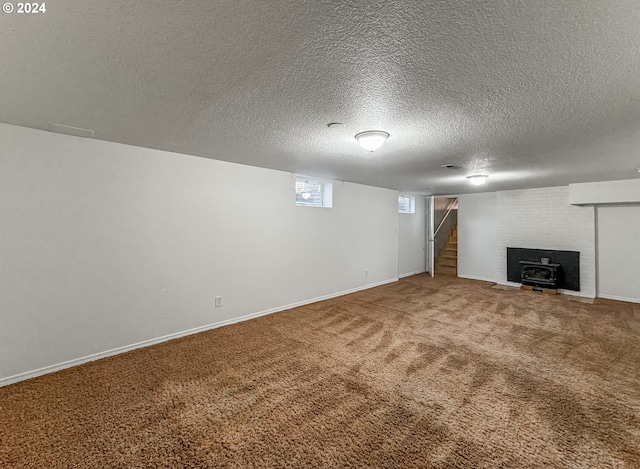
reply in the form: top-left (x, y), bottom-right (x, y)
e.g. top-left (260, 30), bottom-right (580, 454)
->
top-left (519, 260), bottom-right (562, 289)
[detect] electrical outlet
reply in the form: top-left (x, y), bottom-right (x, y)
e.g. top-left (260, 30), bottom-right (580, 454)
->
top-left (365, 270), bottom-right (369, 277)
top-left (215, 296), bottom-right (223, 307)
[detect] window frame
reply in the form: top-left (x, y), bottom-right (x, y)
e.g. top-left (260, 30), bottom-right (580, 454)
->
top-left (398, 194), bottom-right (416, 214)
top-left (294, 175), bottom-right (333, 208)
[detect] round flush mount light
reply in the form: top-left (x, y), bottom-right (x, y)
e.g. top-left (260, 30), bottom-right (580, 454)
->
top-left (327, 122), bottom-right (344, 129)
top-left (355, 130), bottom-right (389, 152)
top-left (441, 164), bottom-right (462, 169)
top-left (466, 174), bottom-right (490, 185)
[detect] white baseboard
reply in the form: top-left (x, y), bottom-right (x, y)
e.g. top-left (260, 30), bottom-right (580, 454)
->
top-left (597, 293), bottom-right (640, 304)
top-left (458, 274), bottom-right (497, 283)
top-left (0, 278), bottom-right (398, 388)
top-left (399, 269), bottom-right (426, 279)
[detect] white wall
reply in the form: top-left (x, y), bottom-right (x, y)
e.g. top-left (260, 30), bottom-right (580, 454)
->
top-left (495, 186), bottom-right (596, 297)
top-left (0, 123), bottom-right (399, 383)
top-left (596, 205), bottom-right (640, 303)
top-left (398, 196), bottom-right (426, 277)
top-left (457, 192), bottom-right (498, 282)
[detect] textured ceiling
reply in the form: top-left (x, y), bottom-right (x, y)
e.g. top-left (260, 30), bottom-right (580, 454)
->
top-left (1, 0), bottom-right (640, 194)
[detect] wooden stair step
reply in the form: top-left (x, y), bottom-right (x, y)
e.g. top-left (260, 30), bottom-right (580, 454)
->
top-left (437, 259), bottom-right (457, 267)
top-left (437, 254), bottom-right (457, 260)
top-left (436, 224), bottom-right (458, 275)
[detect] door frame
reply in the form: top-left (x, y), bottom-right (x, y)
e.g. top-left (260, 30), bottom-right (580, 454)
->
top-left (427, 196), bottom-right (435, 277)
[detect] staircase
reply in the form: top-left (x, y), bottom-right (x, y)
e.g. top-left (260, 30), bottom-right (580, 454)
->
top-left (435, 225), bottom-right (457, 275)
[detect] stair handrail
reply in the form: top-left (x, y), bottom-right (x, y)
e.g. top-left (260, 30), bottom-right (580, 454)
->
top-left (434, 198), bottom-right (458, 238)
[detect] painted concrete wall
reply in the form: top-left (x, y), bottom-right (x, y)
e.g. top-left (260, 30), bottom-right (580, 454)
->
top-left (457, 192), bottom-right (498, 282)
top-left (398, 196), bottom-right (426, 277)
top-left (596, 205), bottom-right (640, 303)
top-left (0, 123), bottom-right (399, 382)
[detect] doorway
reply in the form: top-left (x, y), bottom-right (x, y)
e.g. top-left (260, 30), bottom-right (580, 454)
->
top-left (427, 196), bottom-right (458, 277)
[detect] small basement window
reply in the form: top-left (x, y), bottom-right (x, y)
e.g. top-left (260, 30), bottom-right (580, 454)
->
top-left (398, 194), bottom-right (415, 213)
top-left (295, 176), bottom-right (333, 208)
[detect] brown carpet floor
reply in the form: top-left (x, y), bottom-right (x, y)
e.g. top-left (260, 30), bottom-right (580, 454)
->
top-left (1, 274), bottom-right (639, 468)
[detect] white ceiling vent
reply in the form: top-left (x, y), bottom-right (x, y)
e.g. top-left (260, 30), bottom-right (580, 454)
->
top-left (51, 123), bottom-right (94, 139)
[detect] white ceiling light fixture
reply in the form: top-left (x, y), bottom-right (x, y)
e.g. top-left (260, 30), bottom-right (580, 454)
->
top-left (466, 174), bottom-right (490, 185)
top-left (355, 131), bottom-right (389, 152)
